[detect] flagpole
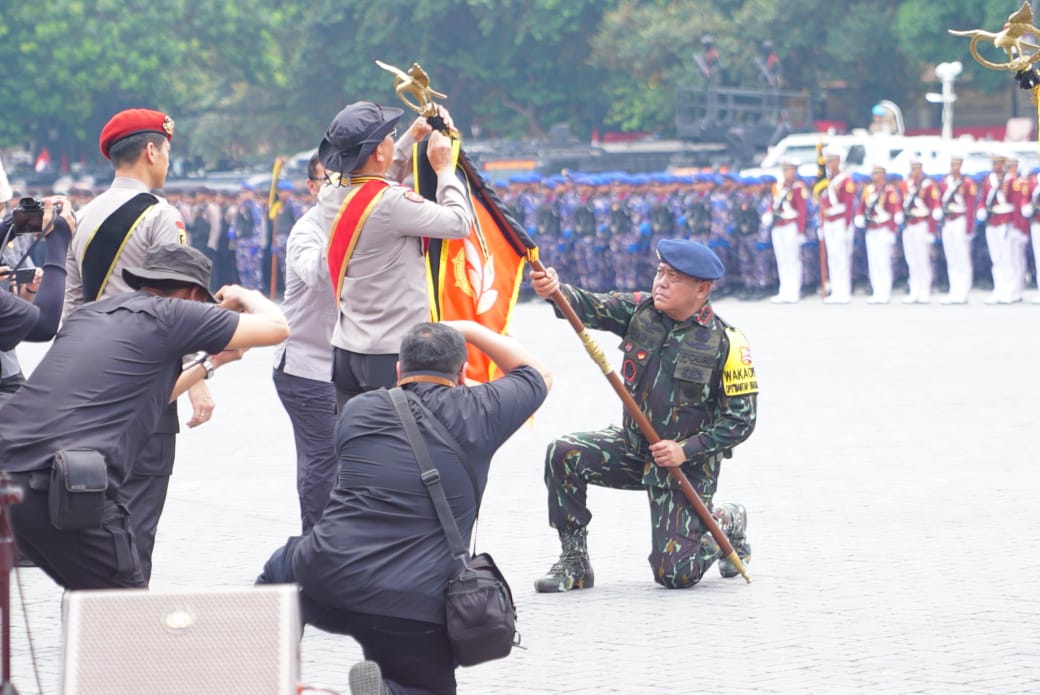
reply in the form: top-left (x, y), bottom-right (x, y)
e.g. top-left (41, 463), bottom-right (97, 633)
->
top-left (266, 157), bottom-right (285, 300)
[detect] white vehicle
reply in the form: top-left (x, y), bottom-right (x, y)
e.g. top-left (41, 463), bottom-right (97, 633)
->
top-left (742, 131), bottom-right (909, 180)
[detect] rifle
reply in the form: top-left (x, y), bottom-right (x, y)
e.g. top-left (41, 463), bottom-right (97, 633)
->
top-left (940, 177), bottom-right (964, 220)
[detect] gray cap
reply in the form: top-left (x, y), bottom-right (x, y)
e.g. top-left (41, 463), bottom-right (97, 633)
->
top-left (123, 243), bottom-right (217, 302)
top-left (318, 101), bottom-right (404, 174)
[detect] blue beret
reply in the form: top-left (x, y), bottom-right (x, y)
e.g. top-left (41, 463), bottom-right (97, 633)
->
top-left (656, 239), bottom-right (725, 280)
top-left (277, 179), bottom-right (294, 191)
top-left (760, 174), bottom-right (777, 183)
top-left (1031, 166), bottom-right (1040, 176)
top-left (631, 174), bottom-right (649, 186)
top-left (887, 173), bottom-right (903, 182)
top-left (240, 181), bottom-right (256, 192)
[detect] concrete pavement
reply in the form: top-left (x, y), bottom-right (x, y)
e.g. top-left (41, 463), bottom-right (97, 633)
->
top-left (8, 289), bottom-right (1040, 694)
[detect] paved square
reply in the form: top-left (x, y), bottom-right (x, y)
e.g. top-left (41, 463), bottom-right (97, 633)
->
top-left (8, 290), bottom-right (1040, 693)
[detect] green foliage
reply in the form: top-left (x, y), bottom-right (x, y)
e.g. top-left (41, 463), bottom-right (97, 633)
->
top-left (0, 0), bottom-right (1030, 163)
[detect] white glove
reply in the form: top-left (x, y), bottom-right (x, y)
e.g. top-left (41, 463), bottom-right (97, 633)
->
top-left (853, 214), bottom-right (865, 228)
top-left (762, 212), bottom-right (774, 228)
top-left (976, 208), bottom-right (988, 223)
top-left (1024, 204), bottom-right (1035, 219)
top-left (894, 212), bottom-right (905, 226)
top-left (932, 207), bottom-right (944, 223)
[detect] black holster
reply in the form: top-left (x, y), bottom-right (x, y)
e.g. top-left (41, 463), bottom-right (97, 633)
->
top-left (49, 449), bottom-right (107, 531)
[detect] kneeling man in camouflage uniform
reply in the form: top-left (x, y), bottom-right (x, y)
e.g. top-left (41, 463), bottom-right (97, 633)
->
top-left (530, 239), bottom-right (757, 591)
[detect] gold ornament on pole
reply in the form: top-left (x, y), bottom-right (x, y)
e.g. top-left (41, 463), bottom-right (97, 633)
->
top-left (949, 2), bottom-right (1040, 148)
top-left (949, 3), bottom-right (1040, 74)
top-left (375, 60), bottom-right (447, 119)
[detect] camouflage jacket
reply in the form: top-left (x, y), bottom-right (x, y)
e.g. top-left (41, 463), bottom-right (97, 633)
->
top-left (558, 285), bottom-right (757, 488)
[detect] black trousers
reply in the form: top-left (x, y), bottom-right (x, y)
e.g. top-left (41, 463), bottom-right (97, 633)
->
top-left (123, 432), bottom-right (176, 583)
top-left (272, 369), bottom-right (338, 533)
top-left (258, 538), bottom-right (457, 695)
top-left (331, 348), bottom-right (399, 411)
top-left (9, 473), bottom-right (145, 590)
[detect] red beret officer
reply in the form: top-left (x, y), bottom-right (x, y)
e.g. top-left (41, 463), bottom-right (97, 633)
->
top-left (98, 108), bottom-right (175, 160)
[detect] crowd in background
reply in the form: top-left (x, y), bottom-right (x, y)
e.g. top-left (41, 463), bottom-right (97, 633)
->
top-left (9, 153), bottom-right (1040, 305)
top-left (498, 159), bottom-right (1040, 304)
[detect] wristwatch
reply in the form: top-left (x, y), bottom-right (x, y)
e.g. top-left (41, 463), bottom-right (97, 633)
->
top-left (201, 357), bottom-right (216, 380)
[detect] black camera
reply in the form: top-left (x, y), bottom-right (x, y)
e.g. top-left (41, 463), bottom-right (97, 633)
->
top-left (11, 197), bottom-right (45, 235)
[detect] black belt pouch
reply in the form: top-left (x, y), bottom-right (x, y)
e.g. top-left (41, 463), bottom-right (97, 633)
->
top-left (48, 449), bottom-right (107, 531)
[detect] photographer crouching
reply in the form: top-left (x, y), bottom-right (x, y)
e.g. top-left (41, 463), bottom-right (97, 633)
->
top-left (0, 243), bottom-right (289, 589)
top-left (0, 195), bottom-right (76, 409)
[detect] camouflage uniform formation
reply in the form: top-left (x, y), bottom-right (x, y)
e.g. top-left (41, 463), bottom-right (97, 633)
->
top-left (537, 284), bottom-right (757, 590)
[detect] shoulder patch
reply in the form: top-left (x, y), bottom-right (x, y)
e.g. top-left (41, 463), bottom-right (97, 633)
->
top-left (721, 326), bottom-right (758, 397)
top-left (404, 189), bottom-right (426, 203)
top-left (176, 219), bottom-right (187, 245)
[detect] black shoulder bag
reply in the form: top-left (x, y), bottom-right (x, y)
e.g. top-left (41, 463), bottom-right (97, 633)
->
top-left (387, 387), bottom-right (518, 667)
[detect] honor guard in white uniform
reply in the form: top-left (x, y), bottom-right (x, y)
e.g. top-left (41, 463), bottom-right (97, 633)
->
top-left (817, 145), bottom-right (856, 303)
top-left (901, 160), bottom-right (941, 303)
top-left (978, 153), bottom-right (1017, 304)
top-left (938, 156), bottom-right (977, 304)
top-left (768, 159), bottom-right (808, 303)
top-left (855, 166), bottom-right (903, 304)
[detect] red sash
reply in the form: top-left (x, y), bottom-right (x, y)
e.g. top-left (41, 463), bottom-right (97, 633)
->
top-left (326, 179), bottom-right (391, 297)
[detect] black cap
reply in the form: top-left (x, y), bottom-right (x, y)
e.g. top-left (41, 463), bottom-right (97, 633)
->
top-left (317, 101), bottom-right (404, 174)
top-left (122, 244), bottom-right (217, 302)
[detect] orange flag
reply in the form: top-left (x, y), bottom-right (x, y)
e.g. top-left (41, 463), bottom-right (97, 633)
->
top-left (414, 141), bottom-right (537, 382)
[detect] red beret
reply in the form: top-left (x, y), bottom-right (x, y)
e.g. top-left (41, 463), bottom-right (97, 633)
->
top-left (98, 108), bottom-right (175, 159)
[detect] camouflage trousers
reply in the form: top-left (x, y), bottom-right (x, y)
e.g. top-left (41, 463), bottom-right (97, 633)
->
top-left (544, 426), bottom-right (724, 589)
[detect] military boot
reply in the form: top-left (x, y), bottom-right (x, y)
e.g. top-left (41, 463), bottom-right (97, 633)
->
top-left (534, 527), bottom-right (594, 593)
top-left (714, 502), bottom-right (751, 578)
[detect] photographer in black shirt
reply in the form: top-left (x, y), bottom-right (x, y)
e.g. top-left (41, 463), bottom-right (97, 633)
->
top-left (0, 196), bottom-right (75, 407)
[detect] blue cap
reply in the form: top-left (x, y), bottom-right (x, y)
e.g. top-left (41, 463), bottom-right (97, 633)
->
top-left (656, 239), bottom-right (725, 280)
top-left (760, 174), bottom-right (777, 184)
top-left (277, 179), bottom-right (294, 191)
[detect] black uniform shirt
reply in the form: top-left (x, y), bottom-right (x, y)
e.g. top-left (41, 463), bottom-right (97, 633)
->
top-left (0, 290), bottom-right (38, 352)
top-left (295, 364), bottom-right (548, 625)
top-left (0, 292), bottom-right (238, 486)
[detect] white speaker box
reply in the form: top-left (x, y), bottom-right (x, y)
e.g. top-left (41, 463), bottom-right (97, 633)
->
top-left (61, 584), bottom-right (302, 695)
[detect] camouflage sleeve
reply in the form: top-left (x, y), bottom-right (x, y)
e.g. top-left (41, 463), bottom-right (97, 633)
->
top-left (680, 393), bottom-right (757, 460)
top-left (553, 284), bottom-right (638, 336)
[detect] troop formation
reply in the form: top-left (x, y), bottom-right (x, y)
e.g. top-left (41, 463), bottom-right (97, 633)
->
top-left (499, 148), bottom-right (1040, 305)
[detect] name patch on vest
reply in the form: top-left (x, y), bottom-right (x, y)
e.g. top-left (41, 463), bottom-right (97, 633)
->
top-left (722, 326), bottom-right (758, 396)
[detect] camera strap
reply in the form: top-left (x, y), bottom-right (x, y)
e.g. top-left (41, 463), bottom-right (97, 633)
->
top-left (81, 192), bottom-right (158, 300)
